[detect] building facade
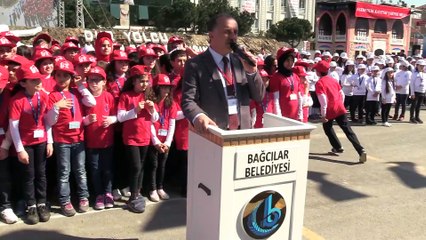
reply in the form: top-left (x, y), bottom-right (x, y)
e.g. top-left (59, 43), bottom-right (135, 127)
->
top-left (316, 1), bottom-right (411, 58)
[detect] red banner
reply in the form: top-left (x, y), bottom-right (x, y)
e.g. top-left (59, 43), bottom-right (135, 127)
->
top-left (355, 2), bottom-right (410, 20)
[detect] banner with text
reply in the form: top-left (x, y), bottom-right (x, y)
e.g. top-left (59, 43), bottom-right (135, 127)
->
top-left (355, 2), bottom-right (410, 20)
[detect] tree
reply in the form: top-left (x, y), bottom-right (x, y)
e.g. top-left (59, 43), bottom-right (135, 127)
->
top-left (154, 0), bottom-right (197, 32)
top-left (266, 18), bottom-right (313, 48)
top-left (234, 11), bottom-right (255, 36)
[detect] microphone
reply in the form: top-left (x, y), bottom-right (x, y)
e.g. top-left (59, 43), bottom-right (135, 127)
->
top-left (229, 41), bottom-right (256, 67)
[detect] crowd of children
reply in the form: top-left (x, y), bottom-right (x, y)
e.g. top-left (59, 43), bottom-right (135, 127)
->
top-left (0, 29), bottom-right (424, 225)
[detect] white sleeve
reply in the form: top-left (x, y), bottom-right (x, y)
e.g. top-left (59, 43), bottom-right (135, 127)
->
top-left (273, 91), bottom-right (282, 116)
top-left (45, 107), bottom-right (59, 126)
top-left (46, 126), bottom-right (53, 144)
top-left (251, 107), bottom-right (257, 127)
top-left (176, 110), bottom-right (185, 120)
top-left (410, 73), bottom-right (416, 95)
top-left (9, 120), bottom-right (24, 153)
top-left (150, 124), bottom-right (161, 146)
top-left (340, 90), bottom-right (345, 104)
top-left (297, 92), bottom-right (303, 121)
top-left (78, 85), bottom-right (96, 107)
top-left (107, 116), bottom-right (118, 124)
top-left (117, 109), bottom-right (138, 122)
top-left (164, 119), bottom-right (176, 147)
top-left (151, 110), bottom-right (159, 122)
top-left (318, 93), bottom-right (328, 117)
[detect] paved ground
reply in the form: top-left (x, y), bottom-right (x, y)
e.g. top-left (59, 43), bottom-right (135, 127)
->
top-left (0, 111), bottom-right (425, 240)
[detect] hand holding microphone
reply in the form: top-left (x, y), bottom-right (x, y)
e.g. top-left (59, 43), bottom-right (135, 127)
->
top-left (230, 41), bottom-right (257, 73)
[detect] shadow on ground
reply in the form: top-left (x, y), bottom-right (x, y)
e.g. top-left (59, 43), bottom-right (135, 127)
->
top-left (308, 171), bottom-right (369, 201)
top-left (0, 230), bottom-right (137, 240)
top-left (309, 154), bottom-right (361, 166)
top-left (388, 161), bottom-right (426, 189)
top-left (141, 199), bottom-right (186, 232)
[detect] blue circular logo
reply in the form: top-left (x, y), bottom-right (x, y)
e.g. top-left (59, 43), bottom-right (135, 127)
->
top-left (241, 191), bottom-right (286, 239)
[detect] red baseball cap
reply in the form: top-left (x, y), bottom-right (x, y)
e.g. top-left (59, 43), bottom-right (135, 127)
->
top-left (61, 42), bottom-right (80, 54)
top-left (33, 33), bottom-right (52, 47)
top-left (152, 44), bottom-right (167, 53)
top-left (276, 47), bottom-right (295, 61)
top-left (292, 66), bottom-right (307, 77)
top-left (0, 37), bottom-right (16, 48)
top-left (168, 36), bottom-right (184, 45)
top-left (1, 55), bottom-right (30, 66)
top-left (16, 63), bottom-right (44, 81)
top-left (72, 54), bottom-right (95, 66)
top-left (112, 50), bottom-right (129, 61)
top-left (294, 61), bottom-right (310, 68)
top-left (257, 58), bottom-right (265, 66)
top-left (65, 36), bottom-right (79, 46)
top-left (312, 60), bottom-right (330, 74)
top-left (54, 56), bottom-right (66, 64)
top-left (259, 69), bottom-right (269, 78)
top-left (125, 46), bottom-right (137, 55)
top-left (55, 60), bottom-right (75, 75)
top-left (0, 65), bottom-right (9, 88)
top-left (33, 48), bottom-right (54, 63)
top-left (0, 31), bottom-right (20, 43)
top-left (129, 65), bottom-right (150, 78)
top-left (155, 74), bottom-right (172, 86)
top-left (138, 46), bottom-right (158, 59)
top-left (87, 66), bottom-right (106, 79)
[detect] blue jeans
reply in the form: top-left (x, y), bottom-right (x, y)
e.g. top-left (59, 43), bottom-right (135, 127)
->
top-left (87, 147), bottom-right (113, 196)
top-left (54, 142), bottom-right (89, 205)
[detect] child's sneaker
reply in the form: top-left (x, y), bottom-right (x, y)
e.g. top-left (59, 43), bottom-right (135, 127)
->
top-left (157, 189), bottom-right (170, 200)
top-left (104, 193), bottom-right (114, 208)
top-left (149, 191), bottom-right (160, 202)
top-left (26, 206), bottom-right (39, 225)
top-left (112, 189), bottom-right (122, 201)
top-left (61, 202), bottom-right (76, 217)
top-left (94, 195), bottom-right (105, 210)
top-left (0, 208), bottom-right (18, 224)
top-left (79, 198), bottom-right (89, 213)
top-left (121, 187), bottom-right (131, 197)
top-left (37, 203), bottom-right (50, 222)
top-left (127, 196), bottom-right (145, 213)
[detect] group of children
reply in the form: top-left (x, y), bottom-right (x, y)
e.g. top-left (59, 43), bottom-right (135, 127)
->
top-left (0, 31), bottom-right (189, 225)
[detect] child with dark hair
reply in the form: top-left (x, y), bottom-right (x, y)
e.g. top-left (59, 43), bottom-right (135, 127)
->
top-left (381, 68), bottom-right (396, 127)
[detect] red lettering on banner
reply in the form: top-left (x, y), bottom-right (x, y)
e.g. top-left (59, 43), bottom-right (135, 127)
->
top-left (355, 2), bottom-right (410, 20)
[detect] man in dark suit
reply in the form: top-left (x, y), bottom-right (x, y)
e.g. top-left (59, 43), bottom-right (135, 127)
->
top-left (181, 14), bottom-right (265, 132)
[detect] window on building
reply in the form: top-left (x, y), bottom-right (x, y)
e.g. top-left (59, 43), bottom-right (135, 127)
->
top-left (374, 19), bottom-right (387, 34)
top-left (392, 20), bottom-right (404, 39)
top-left (266, 20), bottom-right (273, 30)
top-left (268, 0), bottom-right (274, 11)
top-left (336, 14), bottom-right (346, 35)
top-left (299, 0), bottom-right (305, 9)
top-left (318, 13), bottom-right (332, 36)
top-left (281, 0), bottom-right (286, 7)
top-left (355, 18), bottom-right (369, 36)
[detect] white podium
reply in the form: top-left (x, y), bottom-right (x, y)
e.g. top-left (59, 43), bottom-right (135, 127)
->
top-left (187, 113), bottom-right (316, 240)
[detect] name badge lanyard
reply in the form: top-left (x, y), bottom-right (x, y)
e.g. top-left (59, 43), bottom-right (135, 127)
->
top-left (61, 91), bottom-right (75, 120)
top-left (26, 92), bottom-right (41, 126)
top-left (358, 74), bottom-right (364, 86)
top-left (159, 107), bottom-right (168, 127)
top-left (287, 76), bottom-right (294, 92)
top-left (115, 78), bottom-right (122, 92)
top-left (217, 63), bottom-right (237, 98)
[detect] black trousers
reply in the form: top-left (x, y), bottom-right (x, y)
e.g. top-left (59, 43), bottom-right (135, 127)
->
top-left (147, 146), bottom-right (168, 190)
top-left (0, 157), bottom-right (12, 210)
top-left (394, 93), bottom-right (408, 118)
top-left (22, 143), bottom-right (47, 206)
top-left (322, 114), bottom-right (364, 155)
top-left (365, 101), bottom-right (379, 123)
top-left (125, 145), bottom-right (149, 196)
top-left (410, 92), bottom-right (425, 119)
top-left (351, 95), bottom-right (365, 121)
top-left (344, 95), bottom-right (353, 110)
top-left (381, 103), bottom-right (392, 122)
top-left (112, 132), bottom-right (127, 190)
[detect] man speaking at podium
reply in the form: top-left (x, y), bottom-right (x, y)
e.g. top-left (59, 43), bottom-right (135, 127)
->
top-left (181, 14), bottom-right (265, 132)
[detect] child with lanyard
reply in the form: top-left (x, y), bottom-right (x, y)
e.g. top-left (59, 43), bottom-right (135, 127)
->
top-left (105, 50), bottom-right (131, 200)
top-left (72, 53), bottom-right (96, 86)
top-left (83, 66), bottom-right (117, 210)
top-left (0, 66), bottom-right (19, 224)
top-left (381, 67), bottom-right (396, 127)
top-left (409, 60), bottom-right (426, 124)
top-left (147, 74), bottom-right (176, 202)
top-left (348, 64), bottom-right (368, 123)
top-left (33, 48), bottom-right (56, 93)
top-left (365, 66), bottom-right (382, 125)
top-left (9, 63), bottom-right (53, 224)
top-left (393, 60), bottom-right (411, 121)
top-left (61, 42), bottom-right (80, 63)
top-left (117, 65), bottom-right (159, 213)
top-left (138, 46), bottom-right (159, 82)
top-left (270, 47), bottom-right (303, 121)
top-left (46, 59), bottom-right (96, 217)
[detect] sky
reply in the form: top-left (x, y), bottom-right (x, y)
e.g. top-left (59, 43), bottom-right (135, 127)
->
top-left (403, 0), bottom-right (425, 7)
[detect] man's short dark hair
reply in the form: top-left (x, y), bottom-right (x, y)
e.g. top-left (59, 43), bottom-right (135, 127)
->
top-left (207, 13), bottom-right (235, 32)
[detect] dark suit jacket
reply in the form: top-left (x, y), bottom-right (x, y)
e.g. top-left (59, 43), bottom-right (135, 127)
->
top-left (181, 49), bottom-right (265, 130)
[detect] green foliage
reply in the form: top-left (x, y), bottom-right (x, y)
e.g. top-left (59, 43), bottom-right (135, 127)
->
top-left (266, 18), bottom-right (313, 48)
top-left (154, 0), bottom-right (197, 32)
top-left (65, 0), bottom-right (117, 28)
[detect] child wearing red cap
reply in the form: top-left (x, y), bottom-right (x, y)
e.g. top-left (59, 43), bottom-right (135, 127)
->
top-left (46, 60), bottom-right (96, 217)
top-left (0, 37), bottom-right (16, 61)
top-left (83, 66), bottom-right (117, 210)
top-left (61, 42), bottom-right (80, 63)
top-left (73, 54), bottom-right (95, 85)
top-left (105, 50), bottom-right (130, 101)
top-left (147, 74), bottom-right (176, 202)
top-left (117, 65), bottom-right (159, 213)
top-left (33, 48), bottom-right (55, 93)
top-left (138, 46), bottom-right (159, 79)
top-left (9, 63), bottom-right (53, 224)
